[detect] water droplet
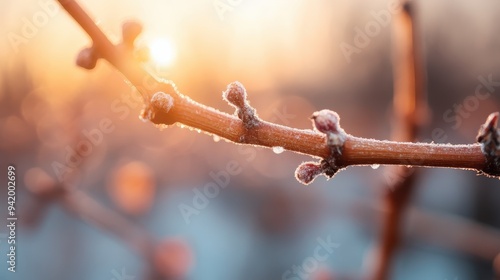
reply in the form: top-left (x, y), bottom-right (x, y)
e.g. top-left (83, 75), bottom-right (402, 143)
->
top-left (213, 135), bottom-right (221, 142)
top-left (272, 146), bottom-right (284, 154)
top-left (371, 164), bottom-right (380, 170)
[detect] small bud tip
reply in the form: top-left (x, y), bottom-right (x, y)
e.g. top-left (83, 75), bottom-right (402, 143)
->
top-left (295, 162), bottom-right (323, 185)
top-left (311, 109), bottom-right (341, 134)
top-left (223, 81), bottom-right (247, 108)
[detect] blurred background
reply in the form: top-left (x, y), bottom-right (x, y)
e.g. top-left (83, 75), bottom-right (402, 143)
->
top-left (1, 0), bottom-right (500, 279)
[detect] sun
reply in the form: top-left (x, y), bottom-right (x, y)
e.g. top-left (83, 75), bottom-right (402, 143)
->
top-left (148, 38), bottom-right (176, 67)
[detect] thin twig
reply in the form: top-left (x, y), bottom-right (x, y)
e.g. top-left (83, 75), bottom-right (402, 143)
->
top-left (61, 190), bottom-right (156, 259)
top-left (350, 198), bottom-right (500, 261)
top-left (372, 2), bottom-right (425, 279)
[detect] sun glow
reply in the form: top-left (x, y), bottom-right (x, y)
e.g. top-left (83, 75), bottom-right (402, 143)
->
top-left (148, 38), bottom-right (176, 67)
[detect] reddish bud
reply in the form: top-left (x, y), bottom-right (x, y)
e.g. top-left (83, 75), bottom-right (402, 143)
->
top-left (76, 47), bottom-right (98, 70)
top-left (223, 81), bottom-right (247, 109)
top-left (295, 162), bottom-right (323, 185)
top-left (311, 109), bottom-right (341, 134)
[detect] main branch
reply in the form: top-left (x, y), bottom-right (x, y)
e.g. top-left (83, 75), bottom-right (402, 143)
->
top-left (56, 0), bottom-right (500, 184)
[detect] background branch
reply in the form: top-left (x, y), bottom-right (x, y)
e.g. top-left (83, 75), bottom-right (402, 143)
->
top-left (371, 2), bottom-right (427, 279)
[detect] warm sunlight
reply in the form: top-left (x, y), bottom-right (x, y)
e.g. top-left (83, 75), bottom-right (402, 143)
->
top-left (148, 37), bottom-right (176, 67)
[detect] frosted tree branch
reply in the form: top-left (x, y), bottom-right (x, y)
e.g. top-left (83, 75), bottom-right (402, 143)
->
top-left (56, 0), bottom-right (500, 184)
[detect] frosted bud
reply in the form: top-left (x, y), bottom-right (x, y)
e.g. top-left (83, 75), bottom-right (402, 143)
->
top-left (223, 81), bottom-right (247, 109)
top-left (312, 109), bottom-right (346, 148)
top-left (295, 162), bottom-right (323, 185)
top-left (312, 109), bottom-right (341, 134)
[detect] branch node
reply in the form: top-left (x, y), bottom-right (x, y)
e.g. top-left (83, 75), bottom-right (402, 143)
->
top-left (141, 91), bottom-right (174, 124)
top-left (477, 112), bottom-right (500, 177)
top-left (223, 81), bottom-right (260, 129)
top-left (76, 46), bottom-right (99, 70)
top-left (294, 109), bottom-right (347, 185)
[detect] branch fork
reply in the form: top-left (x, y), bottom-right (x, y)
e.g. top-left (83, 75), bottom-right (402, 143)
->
top-left (295, 110), bottom-right (347, 185)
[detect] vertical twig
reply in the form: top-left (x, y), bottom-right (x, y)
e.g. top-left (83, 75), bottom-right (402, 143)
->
top-left (371, 1), bottom-right (427, 279)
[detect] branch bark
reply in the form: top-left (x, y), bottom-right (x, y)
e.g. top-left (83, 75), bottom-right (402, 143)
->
top-left (55, 0), bottom-right (500, 184)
